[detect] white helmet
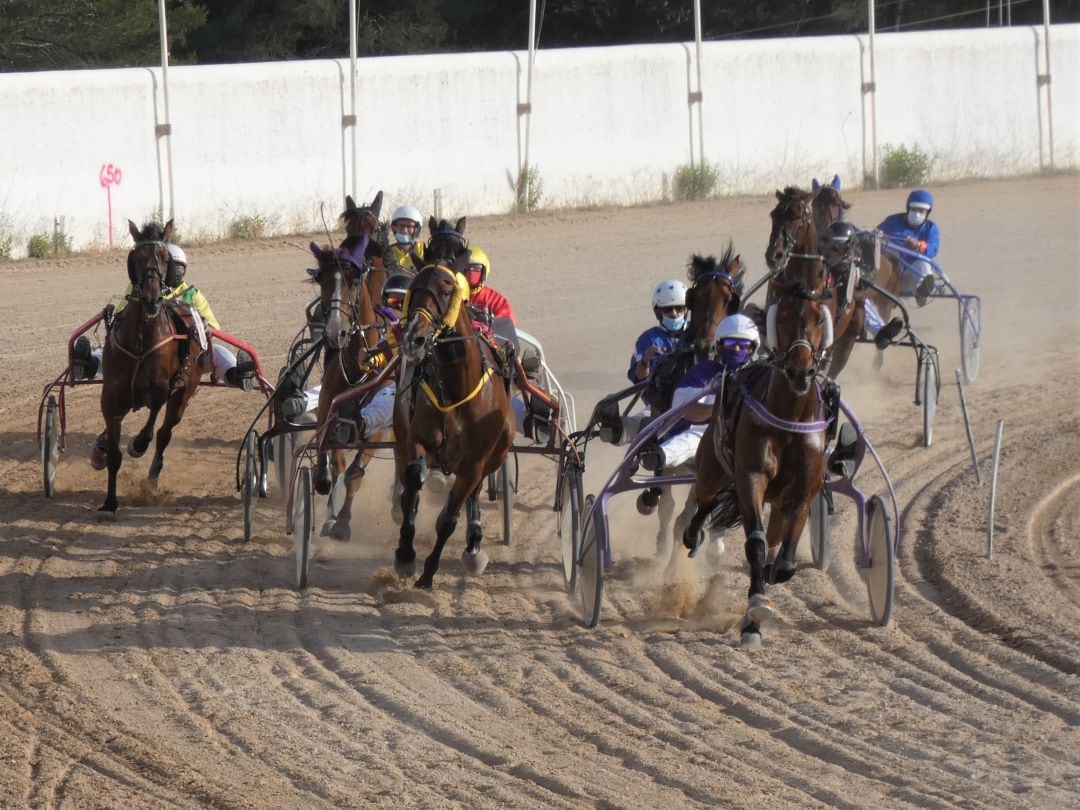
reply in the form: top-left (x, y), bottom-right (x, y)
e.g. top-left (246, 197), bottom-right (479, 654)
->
top-left (166, 243), bottom-right (187, 266)
top-left (715, 313), bottom-right (759, 344)
top-left (651, 279), bottom-right (688, 309)
top-left (391, 204), bottom-right (422, 227)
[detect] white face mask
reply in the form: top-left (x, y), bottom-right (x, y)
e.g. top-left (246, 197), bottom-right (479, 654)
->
top-left (907, 208), bottom-right (928, 227)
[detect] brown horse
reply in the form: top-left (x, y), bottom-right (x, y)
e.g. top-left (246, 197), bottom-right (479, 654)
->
top-left (308, 193), bottom-right (389, 540)
top-left (94, 220), bottom-right (206, 513)
top-left (682, 272), bottom-right (832, 646)
top-left (685, 248), bottom-right (746, 360)
top-left (393, 258), bottom-right (514, 589)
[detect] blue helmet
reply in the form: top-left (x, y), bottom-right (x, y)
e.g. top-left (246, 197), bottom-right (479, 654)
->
top-left (906, 189), bottom-right (933, 210)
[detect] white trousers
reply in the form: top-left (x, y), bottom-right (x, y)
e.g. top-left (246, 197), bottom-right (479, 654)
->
top-left (659, 424), bottom-right (707, 469)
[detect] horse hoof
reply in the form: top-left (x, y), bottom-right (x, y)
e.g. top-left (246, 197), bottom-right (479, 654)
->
top-left (414, 575), bottom-right (433, 590)
top-left (740, 631), bottom-right (763, 648)
top-left (90, 451), bottom-right (107, 471)
top-left (127, 439), bottom-right (148, 459)
top-left (770, 560), bottom-right (798, 584)
top-left (746, 594), bottom-right (776, 625)
top-left (461, 548), bottom-right (489, 577)
top-left (326, 521), bottom-right (350, 542)
top-left (394, 558), bottom-right (416, 578)
top-left (98, 503), bottom-right (118, 516)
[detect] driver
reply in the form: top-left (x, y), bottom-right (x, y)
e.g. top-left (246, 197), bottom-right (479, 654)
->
top-left (386, 204), bottom-right (425, 274)
top-left (877, 189), bottom-right (941, 307)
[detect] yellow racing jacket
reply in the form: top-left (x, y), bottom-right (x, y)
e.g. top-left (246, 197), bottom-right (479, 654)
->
top-left (114, 281), bottom-right (221, 330)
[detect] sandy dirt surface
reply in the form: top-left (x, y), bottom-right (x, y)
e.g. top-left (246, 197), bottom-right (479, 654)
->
top-left (1, 175), bottom-right (1078, 809)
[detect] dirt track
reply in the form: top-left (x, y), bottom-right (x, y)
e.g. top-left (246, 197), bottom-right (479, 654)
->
top-left (1, 175), bottom-right (1078, 809)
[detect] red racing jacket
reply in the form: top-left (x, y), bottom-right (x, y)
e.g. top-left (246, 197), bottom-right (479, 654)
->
top-left (469, 285), bottom-right (516, 325)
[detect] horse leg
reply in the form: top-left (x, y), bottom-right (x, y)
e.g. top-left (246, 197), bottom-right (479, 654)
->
top-left (323, 449), bottom-right (370, 542)
top-left (765, 502), bottom-right (811, 585)
top-left (148, 391), bottom-right (190, 483)
top-left (461, 491), bottom-right (488, 576)
top-left (314, 450), bottom-right (333, 496)
top-left (736, 474), bottom-right (772, 646)
top-left (395, 454), bottom-right (427, 577)
top-left (99, 415), bottom-right (125, 513)
top-left (320, 448), bottom-right (350, 538)
top-left (415, 469), bottom-right (476, 589)
top-left (128, 404), bottom-right (162, 458)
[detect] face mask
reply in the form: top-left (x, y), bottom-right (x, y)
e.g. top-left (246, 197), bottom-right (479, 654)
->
top-left (907, 209), bottom-right (927, 227)
top-left (661, 314), bottom-right (685, 332)
top-left (720, 338), bottom-right (754, 367)
top-left (394, 232), bottom-right (414, 246)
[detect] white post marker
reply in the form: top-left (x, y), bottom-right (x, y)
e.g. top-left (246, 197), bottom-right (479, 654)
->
top-left (955, 369), bottom-right (981, 485)
top-left (986, 420), bottom-right (1004, 559)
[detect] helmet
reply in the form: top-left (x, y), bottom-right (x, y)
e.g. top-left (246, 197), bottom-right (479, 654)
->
top-left (382, 272), bottom-right (411, 312)
top-left (391, 204), bottom-right (422, 227)
top-left (165, 243), bottom-right (187, 286)
top-left (464, 246), bottom-right (490, 289)
top-left (906, 189), bottom-right (933, 210)
top-left (166, 243), bottom-right (187, 266)
top-left (651, 279), bottom-right (687, 310)
top-left (715, 313), bottom-right (759, 367)
top-left (820, 221), bottom-right (858, 265)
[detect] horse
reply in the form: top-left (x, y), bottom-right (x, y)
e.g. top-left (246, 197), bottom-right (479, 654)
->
top-left (392, 252), bottom-right (514, 589)
top-left (94, 219), bottom-right (206, 513)
top-left (643, 248), bottom-right (746, 564)
top-left (681, 270), bottom-right (833, 646)
top-left (307, 192), bottom-right (389, 541)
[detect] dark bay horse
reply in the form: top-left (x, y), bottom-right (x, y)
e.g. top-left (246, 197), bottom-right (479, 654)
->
top-left (686, 248), bottom-right (745, 360)
top-left (308, 192), bottom-right (389, 540)
top-left (682, 271), bottom-right (832, 646)
top-left (95, 220), bottom-right (206, 513)
top-left (393, 260), bottom-right (514, 589)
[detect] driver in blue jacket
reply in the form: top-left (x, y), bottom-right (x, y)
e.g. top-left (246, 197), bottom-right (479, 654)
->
top-left (877, 189), bottom-right (941, 307)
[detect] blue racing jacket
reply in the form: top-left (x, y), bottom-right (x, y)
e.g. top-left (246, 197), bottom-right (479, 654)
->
top-left (627, 325), bottom-right (684, 385)
top-left (877, 213), bottom-right (941, 259)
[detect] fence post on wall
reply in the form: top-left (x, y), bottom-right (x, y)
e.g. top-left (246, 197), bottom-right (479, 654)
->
top-left (156, 0), bottom-right (175, 221)
top-left (343, 0), bottom-right (359, 201)
top-left (1040, 0), bottom-right (1054, 170)
top-left (690, 0), bottom-right (705, 168)
top-left (518, 0), bottom-right (538, 213)
top-left (864, 0), bottom-right (879, 188)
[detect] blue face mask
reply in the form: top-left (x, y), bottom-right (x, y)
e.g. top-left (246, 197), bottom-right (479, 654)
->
top-left (661, 314), bottom-right (686, 332)
top-left (394, 232), bottom-right (413, 246)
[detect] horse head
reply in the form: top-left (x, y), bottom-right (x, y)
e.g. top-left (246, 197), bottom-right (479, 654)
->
top-left (767, 279), bottom-right (832, 396)
top-left (401, 263), bottom-right (470, 364)
top-left (810, 177), bottom-right (852, 250)
top-left (340, 191), bottom-right (383, 241)
top-left (424, 216), bottom-right (469, 268)
top-left (126, 219), bottom-right (173, 319)
top-left (766, 187), bottom-right (820, 279)
top-left (307, 239), bottom-right (370, 350)
top-left (686, 246), bottom-right (745, 360)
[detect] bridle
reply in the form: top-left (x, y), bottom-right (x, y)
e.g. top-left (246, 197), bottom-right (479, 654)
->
top-left (768, 280), bottom-right (832, 374)
top-left (129, 239), bottom-right (169, 319)
top-left (768, 195), bottom-right (824, 275)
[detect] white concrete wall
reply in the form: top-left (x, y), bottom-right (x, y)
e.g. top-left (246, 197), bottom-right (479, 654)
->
top-left (0, 24), bottom-right (1075, 255)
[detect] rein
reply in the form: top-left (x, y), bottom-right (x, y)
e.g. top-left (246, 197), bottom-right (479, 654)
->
top-left (740, 382), bottom-right (831, 434)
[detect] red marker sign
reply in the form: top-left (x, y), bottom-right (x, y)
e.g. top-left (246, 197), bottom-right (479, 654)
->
top-left (99, 163), bottom-right (122, 248)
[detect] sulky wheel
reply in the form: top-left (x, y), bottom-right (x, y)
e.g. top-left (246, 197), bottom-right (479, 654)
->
top-left (557, 467), bottom-right (583, 592)
top-left (809, 489), bottom-right (829, 571)
top-left (272, 430), bottom-right (295, 500)
top-left (960, 298), bottom-right (981, 384)
top-left (865, 494), bottom-right (895, 627)
top-left (42, 395), bottom-right (60, 498)
top-left (499, 458), bottom-right (513, 546)
top-left (242, 432), bottom-right (258, 540)
top-left (921, 352), bottom-right (939, 449)
top-left (578, 495), bottom-right (606, 628)
top-left (293, 466), bottom-right (313, 589)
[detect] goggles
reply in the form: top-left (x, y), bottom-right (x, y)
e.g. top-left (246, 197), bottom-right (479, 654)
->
top-left (660, 305), bottom-right (687, 317)
top-left (383, 290), bottom-right (406, 311)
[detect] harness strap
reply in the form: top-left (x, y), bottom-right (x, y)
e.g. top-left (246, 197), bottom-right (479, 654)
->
top-left (419, 367), bottom-right (495, 413)
top-left (739, 383), bottom-right (831, 434)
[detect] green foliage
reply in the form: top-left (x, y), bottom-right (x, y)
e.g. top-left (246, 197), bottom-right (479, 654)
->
top-left (27, 225), bottom-right (71, 258)
top-left (515, 166), bottom-right (543, 213)
top-left (880, 143), bottom-right (933, 188)
top-left (229, 213), bottom-right (266, 240)
top-left (673, 161), bottom-right (718, 201)
top-left (0, 233), bottom-right (12, 261)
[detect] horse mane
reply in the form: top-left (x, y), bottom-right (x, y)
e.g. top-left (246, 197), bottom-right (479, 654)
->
top-left (687, 243), bottom-right (738, 283)
top-left (136, 221), bottom-right (167, 242)
top-left (781, 185), bottom-right (809, 199)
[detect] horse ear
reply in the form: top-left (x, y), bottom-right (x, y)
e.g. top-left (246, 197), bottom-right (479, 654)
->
top-left (831, 174), bottom-right (841, 190)
top-left (345, 195), bottom-right (357, 211)
top-left (811, 178), bottom-right (821, 191)
top-left (163, 219), bottom-right (174, 243)
top-left (128, 220), bottom-right (140, 241)
top-left (428, 216), bottom-right (438, 235)
top-left (841, 200), bottom-right (853, 210)
top-left (309, 241), bottom-right (323, 260)
top-left (306, 267), bottom-right (320, 280)
top-left (455, 216), bottom-right (467, 235)
top-left (371, 190), bottom-right (383, 218)
top-left (775, 189), bottom-right (784, 201)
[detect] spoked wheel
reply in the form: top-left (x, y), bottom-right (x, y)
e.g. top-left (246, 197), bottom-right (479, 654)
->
top-left (557, 467), bottom-right (583, 591)
top-left (293, 466), bottom-right (313, 589)
top-left (257, 435), bottom-right (270, 498)
top-left (42, 395), bottom-right (60, 498)
top-left (578, 495), bottom-right (605, 628)
top-left (242, 432), bottom-right (258, 540)
top-left (809, 489), bottom-right (829, 570)
top-left (921, 353), bottom-right (939, 449)
top-left (272, 430), bottom-right (296, 499)
top-left (960, 298), bottom-right (981, 384)
top-left (865, 494), bottom-right (895, 626)
top-left (499, 458), bottom-right (513, 546)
